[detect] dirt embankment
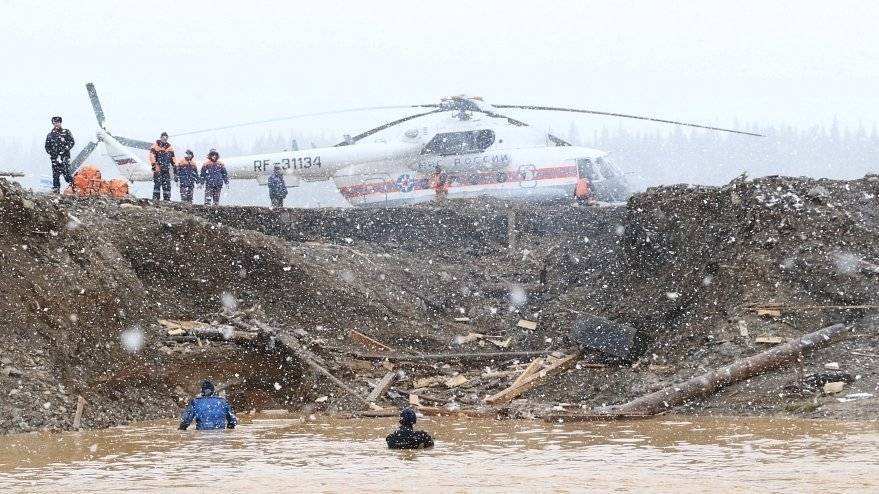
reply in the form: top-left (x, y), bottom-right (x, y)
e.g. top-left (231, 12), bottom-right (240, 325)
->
top-left (0, 175), bottom-right (877, 434)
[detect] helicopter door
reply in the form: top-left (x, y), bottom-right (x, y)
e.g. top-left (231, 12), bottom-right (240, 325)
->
top-left (518, 165), bottom-right (537, 188)
top-left (364, 175), bottom-right (389, 204)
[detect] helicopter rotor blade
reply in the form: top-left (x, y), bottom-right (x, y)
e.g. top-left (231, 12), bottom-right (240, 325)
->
top-left (335, 109), bottom-right (443, 146)
top-left (115, 136), bottom-right (154, 150)
top-left (86, 83), bottom-right (106, 129)
top-left (172, 104), bottom-right (439, 137)
top-left (480, 110), bottom-right (571, 146)
top-left (69, 141), bottom-right (98, 172)
top-left (493, 104), bottom-right (763, 137)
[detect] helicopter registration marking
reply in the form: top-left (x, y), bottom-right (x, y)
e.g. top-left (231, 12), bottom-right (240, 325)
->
top-left (253, 156), bottom-right (322, 172)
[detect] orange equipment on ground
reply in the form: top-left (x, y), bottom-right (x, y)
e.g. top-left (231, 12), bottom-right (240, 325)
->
top-left (63, 164), bottom-right (130, 198)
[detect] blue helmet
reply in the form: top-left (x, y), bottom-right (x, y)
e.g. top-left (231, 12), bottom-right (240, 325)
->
top-left (400, 407), bottom-right (417, 427)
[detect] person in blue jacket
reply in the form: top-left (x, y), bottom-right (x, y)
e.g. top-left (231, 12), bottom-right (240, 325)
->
top-left (179, 380), bottom-right (237, 430)
top-left (267, 165), bottom-right (288, 208)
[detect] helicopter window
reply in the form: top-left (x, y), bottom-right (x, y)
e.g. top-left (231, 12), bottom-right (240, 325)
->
top-left (577, 158), bottom-right (603, 181)
top-left (596, 157), bottom-right (618, 178)
top-left (421, 130), bottom-right (496, 156)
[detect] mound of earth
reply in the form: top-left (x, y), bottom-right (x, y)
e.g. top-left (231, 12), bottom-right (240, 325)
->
top-left (1, 174), bottom-right (877, 435)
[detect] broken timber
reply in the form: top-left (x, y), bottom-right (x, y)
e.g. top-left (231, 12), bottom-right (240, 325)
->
top-left (484, 351), bottom-right (583, 405)
top-left (367, 371), bottom-right (397, 402)
top-left (605, 323), bottom-right (851, 416)
top-left (232, 318), bottom-right (372, 407)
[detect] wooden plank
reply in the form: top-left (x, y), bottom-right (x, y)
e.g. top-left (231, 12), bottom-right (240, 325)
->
top-left (349, 350), bottom-right (551, 361)
top-left (754, 336), bottom-right (785, 344)
top-left (367, 372), bottom-right (396, 402)
top-left (517, 319), bottom-right (538, 330)
top-left (511, 357), bottom-right (544, 388)
top-left (72, 395), bottom-right (86, 430)
top-left (350, 329), bottom-right (397, 353)
top-left (756, 308), bottom-right (782, 318)
top-left (484, 352), bottom-right (582, 405)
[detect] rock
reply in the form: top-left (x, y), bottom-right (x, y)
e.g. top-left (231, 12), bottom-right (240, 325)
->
top-left (0, 356), bottom-right (12, 365)
top-left (806, 185), bottom-right (831, 200)
top-left (823, 381), bottom-right (846, 394)
top-left (1, 366), bottom-right (23, 377)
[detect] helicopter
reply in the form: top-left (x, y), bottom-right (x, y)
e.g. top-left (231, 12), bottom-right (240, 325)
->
top-left (70, 84), bottom-right (761, 206)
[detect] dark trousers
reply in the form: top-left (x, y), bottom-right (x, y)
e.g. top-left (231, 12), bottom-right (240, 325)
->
top-left (205, 185), bottom-right (222, 205)
top-left (270, 196), bottom-right (284, 208)
top-left (180, 184), bottom-right (195, 203)
top-left (50, 156), bottom-right (73, 192)
top-left (153, 169), bottom-right (172, 201)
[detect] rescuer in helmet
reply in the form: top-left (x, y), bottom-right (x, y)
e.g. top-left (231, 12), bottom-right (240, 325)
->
top-left (385, 407), bottom-right (434, 449)
top-left (179, 380), bottom-right (237, 431)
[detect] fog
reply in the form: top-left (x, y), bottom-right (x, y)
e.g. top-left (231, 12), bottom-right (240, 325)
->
top-left (1, 0), bottom-right (878, 204)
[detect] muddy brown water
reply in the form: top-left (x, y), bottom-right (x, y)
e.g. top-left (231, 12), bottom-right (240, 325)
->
top-left (0, 415), bottom-right (875, 493)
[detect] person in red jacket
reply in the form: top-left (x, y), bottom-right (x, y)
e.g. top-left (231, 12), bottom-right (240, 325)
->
top-left (149, 132), bottom-right (176, 201)
top-left (200, 149), bottom-right (229, 205)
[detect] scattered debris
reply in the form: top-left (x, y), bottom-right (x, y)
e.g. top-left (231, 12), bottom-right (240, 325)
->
top-left (573, 314), bottom-right (642, 359)
top-left (837, 393), bottom-right (874, 403)
top-left (755, 336), bottom-right (785, 344)
top-left (367, 372), bottom-right (397, 402)
top-left (824, 362), bottom-right (840, 370)
top-left (349, 329), bottom-right (397, 353)
top-left (823, 382), bottom-right (846, 394)
top-left (484, 352), bottom-right (582, 405)
top-left (756, 308), bottom-right (782, 318)
top-left (517, 320), bottom-right (538, 330)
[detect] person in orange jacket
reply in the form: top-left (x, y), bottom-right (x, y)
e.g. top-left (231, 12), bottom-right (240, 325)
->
top-left (429, 165), bottom-right (449, 203)
top-left (149, 132), bottom-right (176, 201)
top-left (574, 176), bottom-right (595, 205)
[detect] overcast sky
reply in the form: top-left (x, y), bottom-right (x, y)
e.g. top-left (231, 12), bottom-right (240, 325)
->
top-left (2, 0), bottom-right (878, 151)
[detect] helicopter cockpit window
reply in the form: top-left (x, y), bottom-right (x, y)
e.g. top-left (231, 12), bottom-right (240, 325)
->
top-left (577, 158), bottom-right (603, 182)
top-left (420, 130), bottom-right (496, 155)
top-left (596, 157), bottom-right (618, 178)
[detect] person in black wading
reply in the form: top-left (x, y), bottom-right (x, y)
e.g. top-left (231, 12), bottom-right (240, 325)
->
top-left (149, 132), bottom-right (176, 201)
top-left (45, 116), bottom-right (75, 193)
top-left (386, 407), bottom-right (434, 449)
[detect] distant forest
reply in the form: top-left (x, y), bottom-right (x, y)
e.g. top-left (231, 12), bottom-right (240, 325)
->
top-left (3, 121), bottom-right (877, 189)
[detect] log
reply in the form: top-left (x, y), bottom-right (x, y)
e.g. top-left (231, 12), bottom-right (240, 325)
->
top-left (609, 323), bottom-right (851, 416)
top-left (367, 371), bottom-right (396, 402)
top-left (484, 352), bottom-right (582, 405)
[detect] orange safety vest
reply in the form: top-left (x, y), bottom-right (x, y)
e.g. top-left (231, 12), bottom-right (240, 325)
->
top-left (574, 177), bottom-right (591, 198)
top-left (430, 171), bottom-right (449, 193)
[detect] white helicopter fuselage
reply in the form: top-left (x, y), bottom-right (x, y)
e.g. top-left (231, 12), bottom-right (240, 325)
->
top-left (102, 108), bottom-right (630, 206)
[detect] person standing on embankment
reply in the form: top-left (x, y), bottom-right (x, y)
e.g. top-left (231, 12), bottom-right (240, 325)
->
top-left (175, 149), bottom-right (200, 204)
top-left (200, 149), bottom-right (228, 206)
top-left (45, 116), bottom-right (75, 193)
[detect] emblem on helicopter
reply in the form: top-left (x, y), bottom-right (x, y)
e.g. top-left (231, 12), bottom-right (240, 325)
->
top-left (395, 174), bottom-right (416, 193)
